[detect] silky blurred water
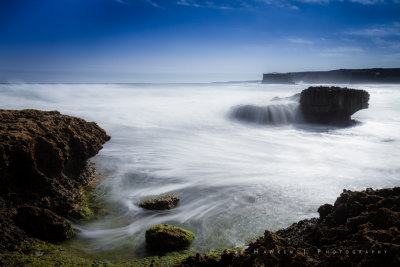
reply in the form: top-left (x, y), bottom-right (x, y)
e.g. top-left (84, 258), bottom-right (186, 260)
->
top-left (1, 82), bottom-right (399, 257)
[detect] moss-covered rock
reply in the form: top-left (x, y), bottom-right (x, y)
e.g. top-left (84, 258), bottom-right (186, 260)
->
top-left (0, 240), bottom-right (191, 266)
top-left (145, 224), bottom-right (194, 251)
top-left (139, 194), bottom-right (179, 210)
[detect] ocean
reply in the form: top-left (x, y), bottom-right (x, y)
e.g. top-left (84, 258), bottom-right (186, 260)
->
top-left (1, 82), bottom-right (399, 257)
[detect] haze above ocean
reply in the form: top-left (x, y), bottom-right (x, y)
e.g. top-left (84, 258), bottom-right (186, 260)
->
top-left (1, 82), bottom-right (399, 257)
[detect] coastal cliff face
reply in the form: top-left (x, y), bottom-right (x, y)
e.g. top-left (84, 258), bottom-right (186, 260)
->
top-left (262, 68), bottom-right (400, 84)
top-left (300, 86), bottom-right (370, 124)
top-left (262, 73), bottom-right (294, 84)
top-left (0, 109), bottom-right (110, 249)
top-left (179, 187), bottom-right (400, 267)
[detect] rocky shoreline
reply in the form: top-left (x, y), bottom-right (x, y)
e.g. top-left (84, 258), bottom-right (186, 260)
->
top-left (1, 108), bottom-right (399, 266)
top-left (179, 187), bottom-right (400, 266)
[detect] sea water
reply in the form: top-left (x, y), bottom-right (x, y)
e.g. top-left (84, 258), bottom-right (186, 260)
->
top-left (1, 82), bottom-right (399, 257)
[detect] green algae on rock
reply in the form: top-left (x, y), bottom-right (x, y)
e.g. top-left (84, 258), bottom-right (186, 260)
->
top-left (0, 240), bottom-right (191, 267)
top-left (139, 194), bottom-right (180, 210)
top-left (145, 224), bottom-right (194, 251)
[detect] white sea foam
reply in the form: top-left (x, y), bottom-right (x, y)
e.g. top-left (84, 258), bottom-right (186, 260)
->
top-left (1, 82), bottom-right (399, 256)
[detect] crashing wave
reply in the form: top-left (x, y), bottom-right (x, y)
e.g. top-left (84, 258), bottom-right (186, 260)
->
top-left (231, 103), bottom-right (302, 125)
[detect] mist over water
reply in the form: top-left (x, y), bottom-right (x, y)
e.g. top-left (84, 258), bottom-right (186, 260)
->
top-left (231, 103), bottom-right (302, 124)
top-left (1, 82), bottom-right (399, 257)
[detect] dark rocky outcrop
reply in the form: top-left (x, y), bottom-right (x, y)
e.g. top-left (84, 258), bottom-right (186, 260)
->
top-left (300, 86), bottom-right (369, 125)
top-left (262, 68), bottom-right (400, 84)
top-left (231, 87), bottom-right (368, 126)
top-left (139, 194), bottom-right (180, 210)
top-left (0, 109), bottom-right (110, 250)
top-left (178, 187), bottom-right (400, 266)
top-left (146, 224), bottom-right (195, 251)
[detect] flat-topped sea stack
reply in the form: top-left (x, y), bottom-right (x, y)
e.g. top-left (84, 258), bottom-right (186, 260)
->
top-left (0, 109), bottom-right (110, 249)
top-left (300, 86), bottom-right (369, 125)
top-left (262, 68), bottom-right (400, 84)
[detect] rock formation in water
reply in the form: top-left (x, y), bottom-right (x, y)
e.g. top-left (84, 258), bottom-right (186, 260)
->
top-left (146, 224), bottom-right (195, 251)
top-left (300, 86), bottom-right (369, 125)
top-left (139, 194), bottom-right (180, 210)
top-left (178, 187), bottom-right (400, 267)
top-left (0, 109), bottom-right (110, 249)
top-left (262, 68), bottom-right (400, 84)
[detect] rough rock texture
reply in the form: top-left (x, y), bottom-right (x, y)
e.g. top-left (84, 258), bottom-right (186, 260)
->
top-left (139, 194), bottom-right (180, 210)
top-left (300, 86), bottom-right (370, 125)
top-left (146, 224), bottom-right (195, 251)
top-left (14, 205), bottom-right (74, 242)
top-left (178, 187), bottom-right (400, 267)
top-left (0, 109), bottom-right (110, 249)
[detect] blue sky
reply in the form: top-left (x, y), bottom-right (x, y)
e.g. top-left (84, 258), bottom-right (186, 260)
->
top-left (0, 0), bottom-right (399, 82)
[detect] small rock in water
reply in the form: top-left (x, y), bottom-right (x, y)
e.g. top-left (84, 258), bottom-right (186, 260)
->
top-left (34, 251), bottom-right (45, 257)
top-left (145, 224), bottom-right (194, 251)
top-left (139, 194), bottom-right (179, 210)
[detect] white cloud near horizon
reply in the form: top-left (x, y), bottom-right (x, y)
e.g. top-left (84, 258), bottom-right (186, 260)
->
top-left (287, 38), bottom-right (313, 44)
top-left (345, 22), bottom-right (400, 37)
top-left (319, 46), bottom-right (364, 57)
top-left (324, 46), bottom-right (364, 52)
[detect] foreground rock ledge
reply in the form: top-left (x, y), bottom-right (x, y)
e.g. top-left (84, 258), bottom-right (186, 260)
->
top-left (179, 187), bottom-right (400, 266)
top-left (0, 109), bottom-right (110, 249)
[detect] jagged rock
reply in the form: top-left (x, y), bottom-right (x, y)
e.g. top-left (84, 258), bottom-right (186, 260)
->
top-left (145, 224), bottom-right (194, 251)
top-left (139, 194), bottom-right (179, 210)
top-left (178, 187), bottom-right (400, 266)
top-left (0, 109), bottom-right (110, 246)
top-left (317, 204), bottom-right (333, 220)
top-left (300, 86), bottom-right (370, 124)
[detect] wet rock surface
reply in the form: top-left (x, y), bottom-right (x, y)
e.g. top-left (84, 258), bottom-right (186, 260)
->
top-left (146, 224), bottom-right (195, 251)
top-left (178, 187), bottom-right (400, 266)
top-left (300, 86), bottom-right (370, 125)
top-left (139, 194), bottom-right (180, 210)
top-left (0, 109), bottom-right (110, 249)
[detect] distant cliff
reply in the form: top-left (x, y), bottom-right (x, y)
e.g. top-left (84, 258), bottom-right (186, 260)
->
top-left (262, 68), bottom-right (400, 84)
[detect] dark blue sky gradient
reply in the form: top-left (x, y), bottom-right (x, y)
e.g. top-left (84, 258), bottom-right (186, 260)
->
top-left (1, 0), bottom-right (399, 82)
